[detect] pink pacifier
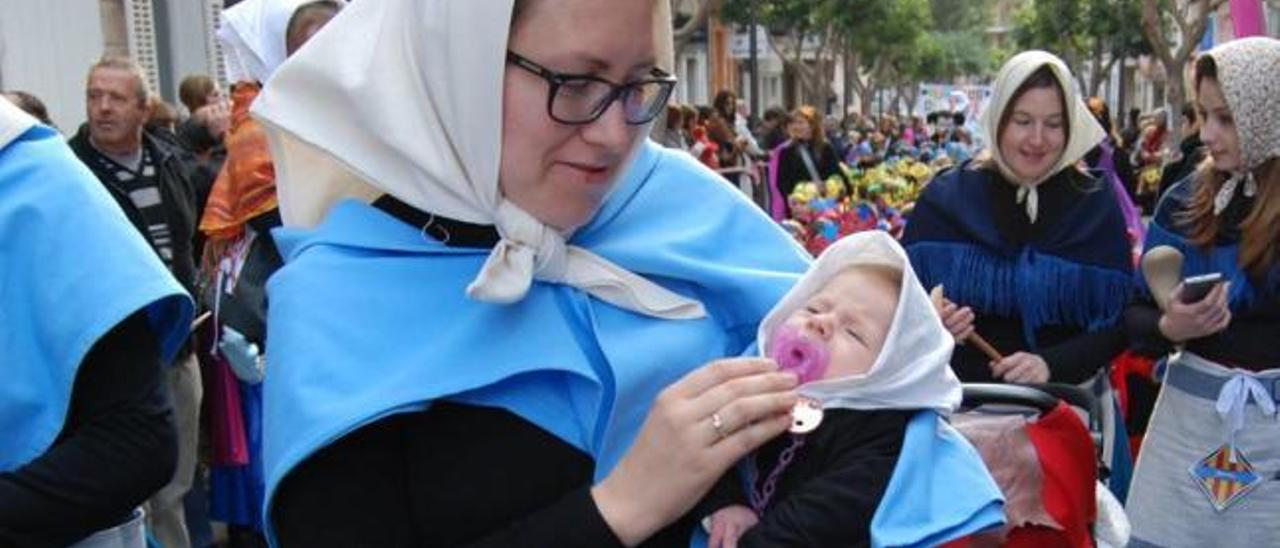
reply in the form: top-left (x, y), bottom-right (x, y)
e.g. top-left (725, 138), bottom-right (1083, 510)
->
top-left (768, 325), bottom-right (830, 385)
top-left (769, 325), bottom-right (829, 433)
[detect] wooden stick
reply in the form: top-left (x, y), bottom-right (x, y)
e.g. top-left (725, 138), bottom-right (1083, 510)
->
top-left (966, 332), bottom-right (1005, 363)
top-left (931, 285), bottom-right (1004, 362)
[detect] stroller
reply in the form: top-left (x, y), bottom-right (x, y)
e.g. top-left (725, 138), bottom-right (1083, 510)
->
top-left (945, 383), bottom-right (1131, 548)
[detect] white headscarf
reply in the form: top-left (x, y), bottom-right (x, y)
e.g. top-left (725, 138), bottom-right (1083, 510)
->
top-left (252, 0), bottom-right (701, 319)
top-left (758, 231), bottom-right (962, 415)
top-left (0, 97), bottom-right (36, 150)
top-left (218, 0), bottom-right (311, 83)
top-left (981, 50), bottom-right (1105, 223)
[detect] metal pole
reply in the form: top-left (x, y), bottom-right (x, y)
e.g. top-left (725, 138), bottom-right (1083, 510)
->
top-left (748, 0), bottom-right (760, 121)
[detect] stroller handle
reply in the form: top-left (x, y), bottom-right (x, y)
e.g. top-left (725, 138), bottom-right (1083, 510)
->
top-left (960, 383), bottom-right (1060, 414)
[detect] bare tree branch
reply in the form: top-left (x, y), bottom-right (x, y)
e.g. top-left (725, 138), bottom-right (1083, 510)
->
top-left (1141, 0), bottom-right (1175, 66)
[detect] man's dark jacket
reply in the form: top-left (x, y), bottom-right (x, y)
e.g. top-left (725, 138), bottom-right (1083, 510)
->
top-left (69, 125), bottom-right (203, 297)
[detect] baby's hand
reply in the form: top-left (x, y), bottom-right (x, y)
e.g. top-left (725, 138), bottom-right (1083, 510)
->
top-left (707, 505), bottom-right (759, 548)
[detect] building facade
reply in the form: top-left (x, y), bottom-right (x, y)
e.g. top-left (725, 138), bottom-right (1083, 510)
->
top-left (0, 0), bottom-right (224, 132)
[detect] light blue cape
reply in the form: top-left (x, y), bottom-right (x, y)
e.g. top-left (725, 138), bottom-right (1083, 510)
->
top-left (0, 123), bottom-right (192, 472)
top-left (870, 411), bottom-right (1005, 547)
top-left (690, 410), bottom-right (1004, 548)
top-left (262, 142), bottom-right (811, 538)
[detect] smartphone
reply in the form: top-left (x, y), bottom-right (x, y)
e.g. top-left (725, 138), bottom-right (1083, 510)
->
top-left (1180, 273), bottom-right (1224, 303)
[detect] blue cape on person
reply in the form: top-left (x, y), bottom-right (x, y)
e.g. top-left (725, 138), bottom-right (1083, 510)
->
top-left (903, 164), bottom-right (1133, 349)
top-left (0, 118), bottom-right (192, 473)
top-left (689, 410), bottom-right (1004, 548)
top-left (869, 410), bottom-right (1005, 547)
top-left (261, 141), bottom-right (811, 540)
top-left (1139, 177), bottom-right (1280, 308)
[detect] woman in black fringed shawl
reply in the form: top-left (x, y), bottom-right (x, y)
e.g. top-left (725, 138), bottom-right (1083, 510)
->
top-left (901, 51), bottom-right (1133, 387)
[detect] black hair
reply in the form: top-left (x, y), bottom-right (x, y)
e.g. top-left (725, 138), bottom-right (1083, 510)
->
top-left (3, 90), bottom-right (53, 126)
top-left (1181, 101), bottom-right (1197, 124)
top-left (713, 90), bottom-right (737, 121)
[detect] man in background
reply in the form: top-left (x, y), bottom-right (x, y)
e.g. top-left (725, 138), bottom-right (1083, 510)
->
top-left (67, 55), bottom-right (204, 548)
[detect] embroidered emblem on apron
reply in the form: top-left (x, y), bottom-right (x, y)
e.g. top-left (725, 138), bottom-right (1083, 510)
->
top-left (1189, 444), bottom-right (1263, 512)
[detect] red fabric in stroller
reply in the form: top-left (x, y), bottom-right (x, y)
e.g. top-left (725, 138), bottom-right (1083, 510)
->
top-left (1010, 402), bottom-right (1096, 548)
top-left (946, 402), bottom-right (1097, 547)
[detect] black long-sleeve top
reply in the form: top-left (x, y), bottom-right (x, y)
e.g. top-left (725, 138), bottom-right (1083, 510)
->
top-left (271, 197), bottom-right (742, 547)
top-left (949, 171), bottom-right (1128, 384)
top-left (0, 311), bottom-right (176, 548)
top-left (700, 409), bottom-right (910, 547)
top-left (1125, 183), bottom-right (1280, 370)
top-left (272, 402), bottom-right (700, 547)
top-left (775, 141), bottom-right (849, 217)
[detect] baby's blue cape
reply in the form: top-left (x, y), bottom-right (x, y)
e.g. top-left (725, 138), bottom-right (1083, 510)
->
top-left (262, 141), bottom-right (811, 540)
top-left (0, 123), bottom-right (192, 472)
top-left (689, 410), bottom-right (1004, 548)
top-left (870, 411), bottom-right (1004, 547)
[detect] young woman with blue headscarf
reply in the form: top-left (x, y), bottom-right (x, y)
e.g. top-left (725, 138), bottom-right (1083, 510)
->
top-left (252, 0), bottom-right (812, 545)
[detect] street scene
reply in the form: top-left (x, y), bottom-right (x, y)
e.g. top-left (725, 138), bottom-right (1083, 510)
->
top-left (2, 0), bottom-right (1279, 547)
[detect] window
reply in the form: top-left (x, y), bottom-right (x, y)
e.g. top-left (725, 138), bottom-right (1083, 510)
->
top-left (685, 57), bottom-right (698, 103)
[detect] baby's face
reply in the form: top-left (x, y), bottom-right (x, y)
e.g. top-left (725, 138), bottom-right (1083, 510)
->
top-left (781, 267), bottom-right (899, 379)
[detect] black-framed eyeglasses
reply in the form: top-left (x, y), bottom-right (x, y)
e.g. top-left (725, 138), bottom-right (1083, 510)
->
top-left (506, 50), bottom-right (677, 125)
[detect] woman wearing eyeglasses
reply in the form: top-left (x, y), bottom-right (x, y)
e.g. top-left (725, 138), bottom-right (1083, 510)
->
top-left (252, 0), bottom-right (809, 546)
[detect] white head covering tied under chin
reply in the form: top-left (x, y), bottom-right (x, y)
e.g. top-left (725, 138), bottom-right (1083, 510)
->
top-left (218, 0), bottom-right (311, 83)
top-left (758, 231), bottom-right (962, 415)
top-left (981, 50), bottom-right (1106, 223)
top-left (251, 0), bottom-right (702, 320)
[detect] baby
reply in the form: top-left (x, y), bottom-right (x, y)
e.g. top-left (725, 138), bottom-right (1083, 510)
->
top-left (702, 231), bottom-right (967, 547)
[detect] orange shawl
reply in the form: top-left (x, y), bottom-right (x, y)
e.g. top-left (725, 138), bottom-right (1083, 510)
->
top-left (199, 83), bottom-right (277, 242)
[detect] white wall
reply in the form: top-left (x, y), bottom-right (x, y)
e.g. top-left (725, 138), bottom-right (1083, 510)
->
top-left (155, 0), bottom-right (221, 110)
top-left (0, 0), bottom-right (106, 132)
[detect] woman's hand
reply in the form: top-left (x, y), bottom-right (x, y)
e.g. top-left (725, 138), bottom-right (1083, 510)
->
top-left (194, 100), bottom-right (231, 139)
top-left (1159, 282), bottom-right (1232, 343)
top-left (591, 358), bottom-right (798, 546)
top-left (707, 504), bottom-right (759, 548)
top-left (937, 299), bottom-right (976, 343)
top-left (991, 352), bottom-right (1050, 384)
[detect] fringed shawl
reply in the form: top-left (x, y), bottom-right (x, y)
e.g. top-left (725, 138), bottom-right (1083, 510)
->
top-left (903, 165), bottom-right (1133, 349)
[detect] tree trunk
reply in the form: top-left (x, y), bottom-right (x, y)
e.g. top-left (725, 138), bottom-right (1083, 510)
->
top-left (1088, 42), bottom-right (1105, 98)
top-left (1165, 58), bottom-right (1186, 142)
top-left (1117, 57), bottom-right (1128, 127)
top-left (803, 62), bottom-right (831, 109)
top-left (842, 44), bottom-right (854, 117)
top-left (672, 0), bottom-right (723, 61)
top-left (860, 84), bottom-right (876, 117)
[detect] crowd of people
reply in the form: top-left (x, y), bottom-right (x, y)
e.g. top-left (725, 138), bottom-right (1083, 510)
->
top-left (2, 1), bottom-right (342, 547)
top-left (2, 0), bottom-right (1279, 546)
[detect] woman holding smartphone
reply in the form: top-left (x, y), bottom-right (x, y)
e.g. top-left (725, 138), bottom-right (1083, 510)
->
top-left (1124, 37), bottom-right (1280, 547)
